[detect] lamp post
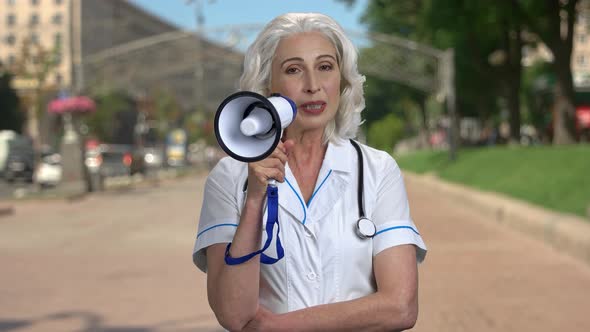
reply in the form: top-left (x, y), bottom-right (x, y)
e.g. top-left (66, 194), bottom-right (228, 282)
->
top-left (186, 0), bottom-right (214, 114)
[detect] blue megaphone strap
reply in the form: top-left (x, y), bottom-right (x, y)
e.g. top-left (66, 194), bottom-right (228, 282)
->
top-left (225, 185), bottom-right (284, 265)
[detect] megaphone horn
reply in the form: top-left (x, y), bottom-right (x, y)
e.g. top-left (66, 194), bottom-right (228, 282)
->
top-left (214, 91), bottom-right (297, 163)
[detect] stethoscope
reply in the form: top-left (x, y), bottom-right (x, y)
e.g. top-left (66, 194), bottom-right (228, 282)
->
top-left (241, 139), bottom-right (377, 239)
top-left (349, 139), bottom-right (376, 239)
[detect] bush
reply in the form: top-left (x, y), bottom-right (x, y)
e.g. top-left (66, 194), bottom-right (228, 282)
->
top-left (367, 113), bottom-right (404, 152)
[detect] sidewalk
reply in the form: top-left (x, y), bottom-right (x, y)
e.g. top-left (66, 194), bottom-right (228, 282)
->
top-left (405, 172), bottom-right (590, 266)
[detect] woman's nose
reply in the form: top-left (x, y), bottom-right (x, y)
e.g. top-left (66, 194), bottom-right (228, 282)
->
top-left (303, 73), bottom-right (320, 94)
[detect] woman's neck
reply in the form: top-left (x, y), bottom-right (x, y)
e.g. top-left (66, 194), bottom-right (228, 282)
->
top-left (284, 129), bottom-right (328, 202)
top-left (284, 128), bottom-right (326, 165)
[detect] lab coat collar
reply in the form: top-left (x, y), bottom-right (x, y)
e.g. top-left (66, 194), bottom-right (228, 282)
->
top-left (276, 138), bottom-right (354, 225)
top-left (323, 137), bottom-right (353, 174)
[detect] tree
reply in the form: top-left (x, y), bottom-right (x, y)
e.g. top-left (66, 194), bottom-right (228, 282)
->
top-left (10, 37), bottom-right (61, 147)
top-left (86, 90), bottom-right (136, 143)
top-left (346, 0), bottom-right (547, 144)
top-left (511, 0), bottom-right (579, 144)
top-left (0, 64), bottom-right (24, 133)
top-left (367, 112), bottom-right (405, 152)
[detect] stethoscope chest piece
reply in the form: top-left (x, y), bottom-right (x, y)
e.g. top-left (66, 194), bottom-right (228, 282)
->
top-left (356, 217), bottom-right (376, 239)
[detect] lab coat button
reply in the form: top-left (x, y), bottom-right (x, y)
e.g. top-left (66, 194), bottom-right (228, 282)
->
top-left (305, 229), bottom-right (313, 237)
top-left (307, 272), bottom-right (316, 281)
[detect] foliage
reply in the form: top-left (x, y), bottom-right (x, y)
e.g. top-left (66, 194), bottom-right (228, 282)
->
top-left (396, 145), bottom-right (590, 217)
top-left (358, 35), bottom-right (430, 142)
top-left (86, 90), bottom-right (136, 143)
top-left (511, 0), bottom-right (579, 143)
top-left (0, 66), bottom-right (24, 133)
top-left (521, 61), bottom-right (554, 134)
top-left (367, 113), bottom-right (405, 152)
top-left (346, 0), bottom-right (580, 145)
top-left (9, 37), bottom-right (61, 144)
top-left (152, 89), bottom-right (182, 138)
top-left (356, 0), bottom-right (507, 135)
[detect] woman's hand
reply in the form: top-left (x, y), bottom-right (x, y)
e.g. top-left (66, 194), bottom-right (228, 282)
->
top-left (246, 139), bottom-right (295, 202)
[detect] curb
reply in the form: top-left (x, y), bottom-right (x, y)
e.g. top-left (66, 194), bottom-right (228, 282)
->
top-left (404, 172), bottom-right (590, 266)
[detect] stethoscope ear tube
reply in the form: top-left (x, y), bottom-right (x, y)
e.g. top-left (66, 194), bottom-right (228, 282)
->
top-left (350, 140), bottom-right (376, 240)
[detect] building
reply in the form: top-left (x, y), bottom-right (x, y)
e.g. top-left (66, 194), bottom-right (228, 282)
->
top-left (0, 0), bottom-right (241, 110)
top-left (0, 0), bottom-right (181, 92)
top-left (1, 0), bottom-right (243, 148)
top-left (572, 9), bottom-right (590, 87)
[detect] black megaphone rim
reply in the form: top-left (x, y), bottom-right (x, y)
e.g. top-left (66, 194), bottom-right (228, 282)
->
top-left (214, 91), bottom-right (282, 163)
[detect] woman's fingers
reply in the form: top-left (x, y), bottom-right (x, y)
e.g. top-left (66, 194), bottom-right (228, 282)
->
top-left (246, 141), bottom-right (294, 200)
top-left (251, 158), bottom-right (285, 182)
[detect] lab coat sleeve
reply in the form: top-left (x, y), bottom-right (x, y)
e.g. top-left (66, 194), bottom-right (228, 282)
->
top-left (193, 158), bottom-right (241, 272)
top-left (371, 154), bottom-right (427, 263)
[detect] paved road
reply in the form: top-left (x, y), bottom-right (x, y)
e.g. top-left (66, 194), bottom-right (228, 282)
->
top-left (1, 173), bottom-right (589, 331)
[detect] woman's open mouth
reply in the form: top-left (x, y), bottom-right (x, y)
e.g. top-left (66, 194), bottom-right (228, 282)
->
top-left (299, 101), bottom-right (326, 114)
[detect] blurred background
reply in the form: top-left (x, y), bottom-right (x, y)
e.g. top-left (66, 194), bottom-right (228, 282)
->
top-left (0, 1), bottom-right (589, 331)
top-left (0, 0), bottom-right (588, 216)
top-left (0, 0), bottom-right (589, 209)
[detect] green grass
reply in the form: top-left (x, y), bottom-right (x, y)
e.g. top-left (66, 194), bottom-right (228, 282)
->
top-left (395, 145), bottom-right (590, 218)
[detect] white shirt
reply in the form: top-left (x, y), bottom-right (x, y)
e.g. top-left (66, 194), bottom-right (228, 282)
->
top-left (193, 138), bottom-right (427, 314)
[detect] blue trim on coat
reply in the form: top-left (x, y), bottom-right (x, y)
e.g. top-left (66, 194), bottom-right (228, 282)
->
top-left (285, 178), bottom-right (307, 225)
top-left (307, 169), bottom-right (333, 207)
top-left (197, 223), bottom-right (238, 238)
top-left (375, 225), bottom-right (420, 236)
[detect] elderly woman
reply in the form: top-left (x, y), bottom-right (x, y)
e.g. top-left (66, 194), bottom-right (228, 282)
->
top-left (193, 13), bottom-right (427, 331)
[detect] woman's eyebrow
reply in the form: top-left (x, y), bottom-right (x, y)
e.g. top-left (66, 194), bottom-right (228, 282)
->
top-left (317, 54), bottom-right (337, 62)
top-left (279, 54), bottom-right (337, 67)
top-left (280, 57), bottom-right (304, 67)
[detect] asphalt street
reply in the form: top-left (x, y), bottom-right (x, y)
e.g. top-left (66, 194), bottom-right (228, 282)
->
top-left (1, 172), bottom-right (589, 331)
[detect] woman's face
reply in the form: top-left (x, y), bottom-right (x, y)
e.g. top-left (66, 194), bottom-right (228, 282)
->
top-left (270, 31), bottom-right (341, 135)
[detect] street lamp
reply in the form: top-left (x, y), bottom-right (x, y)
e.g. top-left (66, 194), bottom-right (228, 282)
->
top-left (185, 0), bottom-right (215, 114)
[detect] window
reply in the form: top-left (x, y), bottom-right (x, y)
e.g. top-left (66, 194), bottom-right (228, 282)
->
top-left (54, 0), bottom-right (62, 4)
top-left (55, 73), bottom-right (63, 85)
top-left (30, 14), bottom-right (39, 26)
top-left (30, 33), bottom-right (39, 44)
top-left (54, 52), bottom-right (62, 65)
top-left (577, 54), bottom-right (586, 66)
top-left (5, 34), bottom-right (16, 45)
top-left (52, 13), bottom-right (62, 25)
top-left (7, 14), bottom-right (16, 26)
top-left (54, 32), bottom-right (62, 47)
top-left (7, 0), bottom-right (16, 5)
top-left (31, 0), bottom-right (39, 5)
top-left (8, 55), bottom-right (16, 66)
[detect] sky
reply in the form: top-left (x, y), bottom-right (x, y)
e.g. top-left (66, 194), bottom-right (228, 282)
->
top-left (128, 0), bottom-right (369, 33)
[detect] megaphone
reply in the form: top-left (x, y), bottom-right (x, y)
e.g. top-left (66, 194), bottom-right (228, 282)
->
top-left (214, 91), bottom-right (297, 163)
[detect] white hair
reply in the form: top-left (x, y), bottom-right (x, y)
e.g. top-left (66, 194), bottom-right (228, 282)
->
top-left (239, 13), bottom-right (366, 143)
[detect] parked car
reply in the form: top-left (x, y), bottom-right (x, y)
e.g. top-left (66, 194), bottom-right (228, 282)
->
top-left (99, 144), bottom-right (133, 178)
top-left (34, 150), bottom-right (62, 188)
top-left (4, 135), bottom-right (34, 183)
top-left (130, 146), bottom-right (163, 175)
top-left (0, 130), bottom-right (18, 177)
top-left (84, 142), bottom-right (133, 191)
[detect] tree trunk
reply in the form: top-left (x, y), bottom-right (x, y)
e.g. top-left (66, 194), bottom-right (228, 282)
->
top-left (552, 56), bottom-right (577, 144)
top-left (506, 30), bottom-right (522, 143)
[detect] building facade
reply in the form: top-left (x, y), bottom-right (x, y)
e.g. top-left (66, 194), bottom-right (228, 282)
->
top-left (0, 0), bottom-right (180, 92)
top-left (1, 0), bottom-right (242, 112)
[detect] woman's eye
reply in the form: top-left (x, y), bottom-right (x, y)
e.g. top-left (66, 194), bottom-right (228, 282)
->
top-left (286, 67), bottom-right (299, 74)
top-left (319, 64), bottom-right (333, 71)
